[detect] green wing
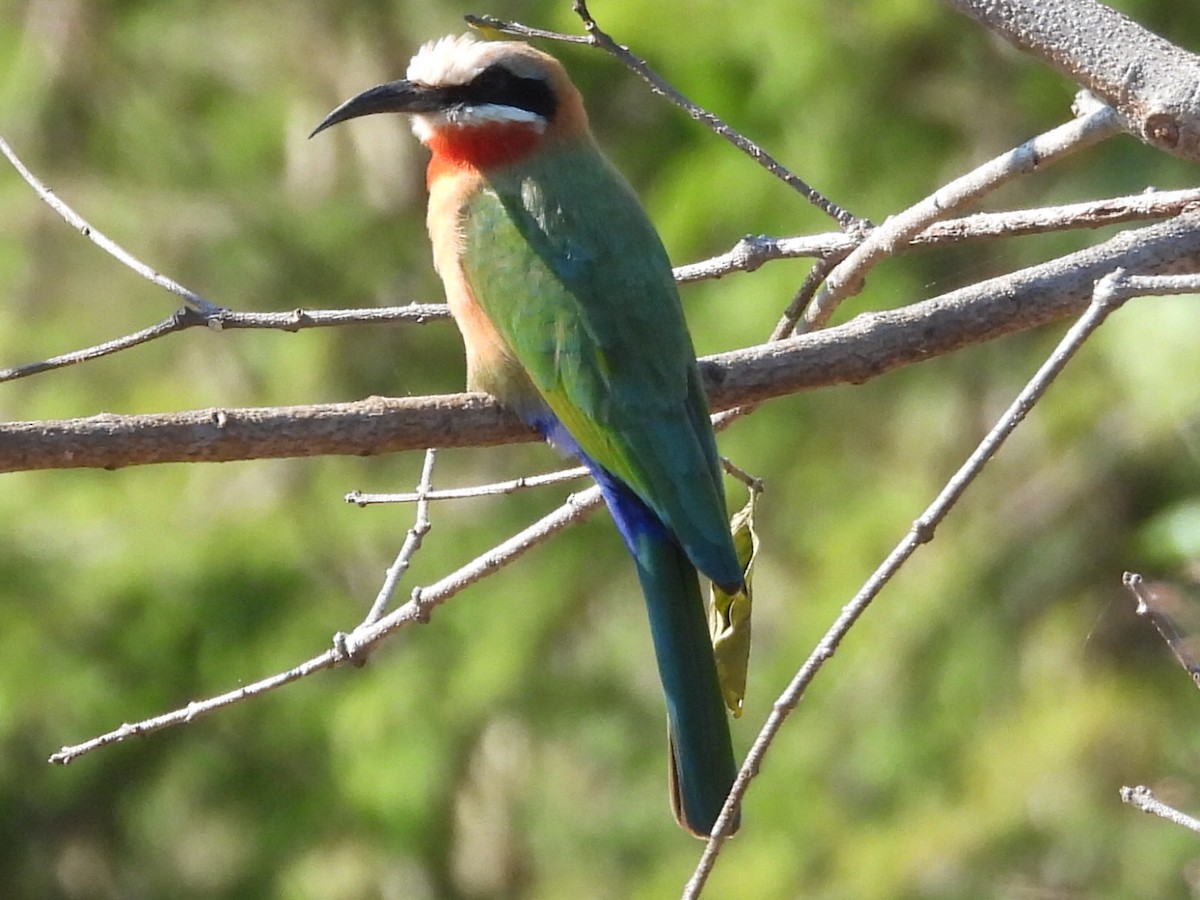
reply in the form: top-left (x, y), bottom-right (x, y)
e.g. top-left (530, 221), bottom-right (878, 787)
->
top-left (459, 142), bottom-right (735, 579)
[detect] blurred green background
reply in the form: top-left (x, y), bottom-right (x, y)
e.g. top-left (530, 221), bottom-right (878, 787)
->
top-left (4, 0), bottom-right (1200, 897)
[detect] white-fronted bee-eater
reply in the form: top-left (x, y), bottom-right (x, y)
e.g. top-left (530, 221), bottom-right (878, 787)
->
top-left (312, 34), bottom-right (744, 836)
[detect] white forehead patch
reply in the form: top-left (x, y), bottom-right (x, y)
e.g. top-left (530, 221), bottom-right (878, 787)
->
top-left (406, 33), bottom-right (553, 87)
top-left (407, 33), bottom-right (504, 87)
top-left (405, 34), bottom-right (555, 143)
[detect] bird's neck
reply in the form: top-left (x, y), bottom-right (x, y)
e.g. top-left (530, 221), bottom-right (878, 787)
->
top-left (424, 122), bottom-right (544, 186)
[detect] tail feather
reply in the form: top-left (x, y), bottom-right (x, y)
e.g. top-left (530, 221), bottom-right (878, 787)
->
top-left (632, 529), bottom-right (739, 837)
top-left (531, 416), bottom-right (739, 834)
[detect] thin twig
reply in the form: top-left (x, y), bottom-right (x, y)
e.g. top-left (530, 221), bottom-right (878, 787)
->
top-left (1122, 571), bottom-right (1200, 689)
top-left (684, 270), bottom-right (1135, 895)
top-left (465, 7), bottom-right (861, 230)
top-left (359, 448), bottom-right (438, 627)
top-left (346, 465), bottom-right (588, 505)
top-left (799, 101), bottom-right (1124, 333)
top-left (0, 304), bottom-right (450, 383)
top-left (719, 456), bottom-right (763, 493)
top-left (0, 135), bottom-right (225, 318)
top-left (50, 651), bottom-right (340, 764)
top-left (50, 485), bottom-right (605, 764)
top-left (0, 310), bottom-right (200, 383)
top-left (673, 187), bottom-right (1200, 283)
top-left (1120, 785), bottom-right (1200, 834)
top-left (464, 16), bottom-right (592, 43)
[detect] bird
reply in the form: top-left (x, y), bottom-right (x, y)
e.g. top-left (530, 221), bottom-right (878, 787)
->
top-left (312, 33), bottom-right (743, 836)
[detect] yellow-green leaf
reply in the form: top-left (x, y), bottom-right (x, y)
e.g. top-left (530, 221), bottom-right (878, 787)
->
top-left (709, 491), bottom-right (760, 717)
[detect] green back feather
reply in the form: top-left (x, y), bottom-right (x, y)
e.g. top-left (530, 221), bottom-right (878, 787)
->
top-left (458, 140), bottom-right (738, 584)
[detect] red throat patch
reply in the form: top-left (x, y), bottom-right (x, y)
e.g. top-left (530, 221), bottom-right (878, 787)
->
top-left (425, 123), bottom-right (542, 184)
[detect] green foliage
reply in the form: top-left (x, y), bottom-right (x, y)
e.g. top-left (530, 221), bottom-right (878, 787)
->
top-left (4, 0), bottom-right (1200, 897)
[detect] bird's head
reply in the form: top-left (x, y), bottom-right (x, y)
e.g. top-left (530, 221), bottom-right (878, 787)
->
top-left (311, 34), bottom-right (590, 172)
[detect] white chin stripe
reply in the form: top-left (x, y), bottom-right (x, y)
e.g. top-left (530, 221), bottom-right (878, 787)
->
top-left (411, 105), bottom-right (546, 141)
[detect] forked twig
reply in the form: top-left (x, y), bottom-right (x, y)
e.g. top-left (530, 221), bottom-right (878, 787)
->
top-left (799, 100), bottom-right (1124, 333)
top-left (360, 448), bottom-right (439, 626)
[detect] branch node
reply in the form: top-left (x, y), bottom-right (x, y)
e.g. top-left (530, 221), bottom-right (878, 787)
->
top-left (409, 587), bottom-right (432, 622)
top-left (332, 631), bottom-right (369, 668)
top-left (911, 517), bottom-right (936, 545)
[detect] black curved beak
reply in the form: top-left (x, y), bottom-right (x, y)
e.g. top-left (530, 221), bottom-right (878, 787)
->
top-left (309, 80), bottom-right (445, 138)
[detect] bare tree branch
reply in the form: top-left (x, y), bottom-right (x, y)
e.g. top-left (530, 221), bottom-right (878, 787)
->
top-left (5, 132), bottom-right (1197, 388)
top-left (944, 0), bottom-right (1200, 162)
top-left (801, 101), bottom-right (1123, 330)
top-left (8, 212), bottom-right (1197, 474)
